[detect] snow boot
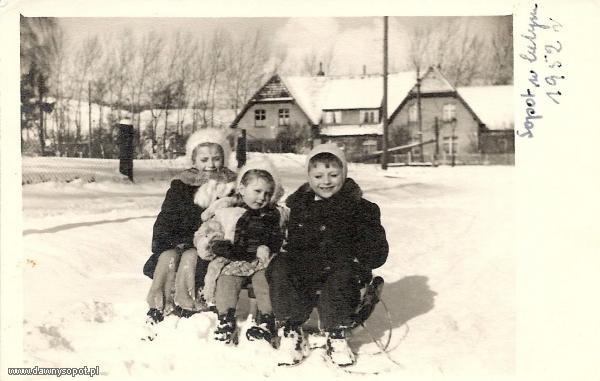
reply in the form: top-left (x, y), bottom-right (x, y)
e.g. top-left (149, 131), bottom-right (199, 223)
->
top-left (276, 323), bottom-right (309, 366)
top-left (142, 308), bottom-right (164, 341)
top-left (213, 308), bottom-right (238, 344)
top-left (172, 305), bottom-right (197, 318)
top-left (350, 276), bottom-right (384, 329)
top-left (245, 312), bottom-right (276, 345)
top-left (326, 327), bottom-right (356, 367)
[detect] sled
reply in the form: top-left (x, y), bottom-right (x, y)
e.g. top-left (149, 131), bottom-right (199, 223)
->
top-left (246, 275), bottom-right (391, 369)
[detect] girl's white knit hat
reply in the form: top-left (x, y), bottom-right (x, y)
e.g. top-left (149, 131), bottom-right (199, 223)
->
top-left (185, 128), bottom-right (234, 169)
top-left (237, 156), bottom-right (284, 205)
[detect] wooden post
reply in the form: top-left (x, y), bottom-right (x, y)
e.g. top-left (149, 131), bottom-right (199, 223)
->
top-left (236, 128), bottom-right (247, 168)
top-left (38, 75), bottom-right (45, 156)
top-left (381, 16), bottom-right (389, 170)
top-left (88, 82), bottom-right (92, 158)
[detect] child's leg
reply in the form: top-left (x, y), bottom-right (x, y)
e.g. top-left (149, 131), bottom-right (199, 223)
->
top-left (251, 270), bottom-right (272, 314)
top-left (146, 249), bottom-right (179, 312)
top-left (266, 255), bottom-right (317, 326)
top-left (215, 275), bottom-right (245, 314)
top-left (317, 263), bottom-right (361, 331)
top-left (174, 248), bottom-right (198, 310)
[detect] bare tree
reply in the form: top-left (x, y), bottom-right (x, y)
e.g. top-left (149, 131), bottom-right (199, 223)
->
top-left (486, 18), bottom-right (513, 85)
top-left (224, 29), bottom-right (271, 117)
top-left (131, 31), bottom-right (164, 149)
top-left (401, 17), bottom-right (499, 86)
top-left (72, 35), bottom-right (102, 145)
top-left (20, 16), bottom-right (64, 155)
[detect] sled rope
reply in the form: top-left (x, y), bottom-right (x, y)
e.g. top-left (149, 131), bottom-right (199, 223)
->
top-left (355, 299), bottom-right (408, 370)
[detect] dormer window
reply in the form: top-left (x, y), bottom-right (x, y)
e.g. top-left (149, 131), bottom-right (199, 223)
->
top-left (323, 111), bottom-right (342, 125)
top-left (360, 110), bottom-right (379, 124)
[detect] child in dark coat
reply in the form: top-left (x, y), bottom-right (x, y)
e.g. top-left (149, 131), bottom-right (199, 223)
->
top-left (267, 143), bottom-right (388, 366)
top-left (142, 129), bottom-right (237, 332)
top-left (194, 158), bottom-right (287, 345)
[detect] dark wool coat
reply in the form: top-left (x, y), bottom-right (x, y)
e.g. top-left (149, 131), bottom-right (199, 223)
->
top-left (210, 205), bottom-right (284, 262)
top-left (143, 167), bottom-right (236, 279)
top-left (284, 178), bottom-right (388, 273)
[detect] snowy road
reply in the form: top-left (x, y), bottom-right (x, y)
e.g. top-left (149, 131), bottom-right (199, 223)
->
top-left (21, 157), bottom-right (515, 379)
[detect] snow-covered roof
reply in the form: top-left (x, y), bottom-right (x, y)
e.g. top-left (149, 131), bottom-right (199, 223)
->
top-left (280, 72), bottom-right (418, 125)
top-left (457, 86), bottom-right (514, 130)
top-left (320, 123), bottom-right (382, 136)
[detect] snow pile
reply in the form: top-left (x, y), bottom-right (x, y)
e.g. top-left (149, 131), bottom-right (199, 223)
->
top-left (21, 156), bottom-right (515, 378)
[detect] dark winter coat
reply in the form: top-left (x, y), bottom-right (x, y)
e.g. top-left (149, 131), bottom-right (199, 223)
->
top-left (142, 167), bottom-right (237, 279)
top-left (284, 178), bottom-right (388, 272)
top-left (211, 205), bottom-right (284, 262)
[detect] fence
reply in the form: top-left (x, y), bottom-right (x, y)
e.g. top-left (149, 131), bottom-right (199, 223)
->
top-left (387, 153), bottom-right (515, 166)
top-left (21, 157), bottom-right (189, 185)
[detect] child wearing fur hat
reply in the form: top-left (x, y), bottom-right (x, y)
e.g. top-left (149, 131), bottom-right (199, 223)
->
top-left (142, 129), bottom-right (237, 335)
top-left (267, 143), bottom-right (388, 366)
top-left (194, 158), bottom-right (287, 345)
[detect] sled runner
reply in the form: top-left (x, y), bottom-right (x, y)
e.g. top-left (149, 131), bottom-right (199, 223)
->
top-left (246, 276), bottom-right (389, 368)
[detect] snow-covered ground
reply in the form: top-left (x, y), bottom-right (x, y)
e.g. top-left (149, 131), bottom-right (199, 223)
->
top-left (20, 155), bottom-right (515, 379)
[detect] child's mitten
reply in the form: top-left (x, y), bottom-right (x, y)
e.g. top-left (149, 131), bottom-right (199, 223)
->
top-left (256, 245), bottom-right (271, 264)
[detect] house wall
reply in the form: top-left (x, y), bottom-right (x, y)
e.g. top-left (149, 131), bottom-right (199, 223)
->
top-left (388, 95), bottom-right (481, 158)
top-left (322, 109), bottom-right (379, 125)
top-left (320, 135), bottom-right (382, 162)
top-left (236, 101), bottom-right (312, 142)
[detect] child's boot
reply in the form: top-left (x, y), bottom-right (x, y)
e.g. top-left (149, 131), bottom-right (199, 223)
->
top-left (245, 312), bottom-right (276, 345)
top-left (276, 323), bottom-right (309, 366)
top-left (213, 308), bottom-right (237, 344)
top-left (142, 308), bottom-right (164, 341)
top-left (326, 327), bottom-right (355, 367)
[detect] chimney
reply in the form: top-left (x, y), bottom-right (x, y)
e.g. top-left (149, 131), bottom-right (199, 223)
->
top-left (363, 65), bottom-right (367, 76)
top-left (317, 62), bottom-right (325, 76)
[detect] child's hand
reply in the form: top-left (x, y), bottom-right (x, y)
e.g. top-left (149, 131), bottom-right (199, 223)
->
top-left (256, 245), bottom-right (271, 264)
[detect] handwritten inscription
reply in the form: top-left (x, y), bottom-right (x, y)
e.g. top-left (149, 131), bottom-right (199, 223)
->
top-left (517, 4), bottom-right (565, 138)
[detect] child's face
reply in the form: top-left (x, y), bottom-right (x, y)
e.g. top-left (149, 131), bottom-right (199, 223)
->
top-left (239, 178), bottom-right (274, 210)
top-left (308, 162), bottom-right (344, 199)
top-left (194, 145), bottom-right (224, 171)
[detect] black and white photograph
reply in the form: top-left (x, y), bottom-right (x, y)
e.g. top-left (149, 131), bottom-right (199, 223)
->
top-left (2, 0), bottom-right (599, 380)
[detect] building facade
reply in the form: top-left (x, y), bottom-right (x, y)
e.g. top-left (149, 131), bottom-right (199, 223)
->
top-left (233, 68), bottom-right (514, 163)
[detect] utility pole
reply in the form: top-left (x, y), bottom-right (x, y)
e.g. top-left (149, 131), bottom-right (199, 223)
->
top-left (88, 82), bottom-right (92, 158)
top-left (381, 16), bottom-right (389, 170)
top-left (434, 116), bottom-right (439, 166)
top-left (416, 69), bottom-right (424, 162)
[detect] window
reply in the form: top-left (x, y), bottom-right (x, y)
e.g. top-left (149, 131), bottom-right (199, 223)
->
top-left (323, 111), bottom-right (342, 124)
top-left (408, 104), bottom-right (417, 122)
top-left (360, 110), bottom-right (380, 124)
top-left (362, 139), bottom-right (378, 153)
top-left (442, 104), bottom-right (456, 122)
top-left (278, 108), bottom-right (290, 126)
top-left (443, 136), bottom-right (459, 155)
top-left (254, 109), bottom-right (266, 127)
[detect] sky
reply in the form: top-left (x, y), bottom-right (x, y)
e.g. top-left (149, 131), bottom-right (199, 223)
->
top-left (58, 16), bottom-right (511, 76)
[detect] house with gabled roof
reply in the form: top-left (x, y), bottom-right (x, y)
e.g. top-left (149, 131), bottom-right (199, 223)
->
top-left (387, 67), bottom-right (514, 163)
top-left (233, 66), bottom-right (514, 163)
top-left (231, 70), bottom-right (417, 159)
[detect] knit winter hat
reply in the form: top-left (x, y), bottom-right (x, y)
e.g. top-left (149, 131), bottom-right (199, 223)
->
top-left (236, 156), bottom-right (284, 205)
top-left (185, 128), bottom-right (233, 169)
top-left (306, 143), bottom-right (348, 180)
